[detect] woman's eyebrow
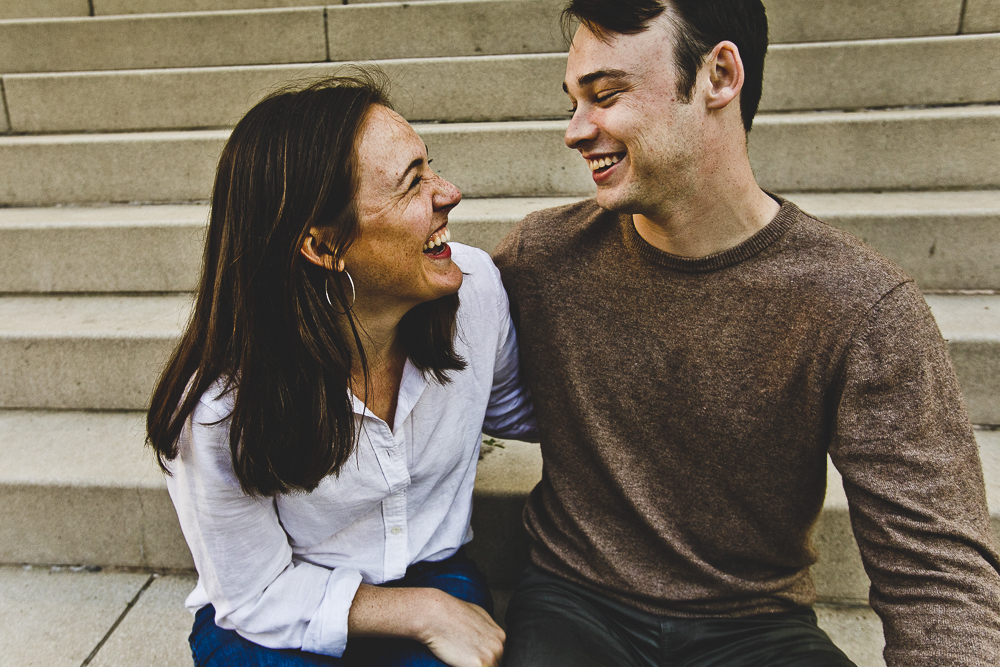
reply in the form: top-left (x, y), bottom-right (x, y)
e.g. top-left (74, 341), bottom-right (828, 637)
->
top-left (397, 156), bottom-right (425, 187)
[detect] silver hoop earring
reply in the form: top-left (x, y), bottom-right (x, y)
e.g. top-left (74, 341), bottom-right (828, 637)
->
top-left (325, 270), bottom-right (356, 314)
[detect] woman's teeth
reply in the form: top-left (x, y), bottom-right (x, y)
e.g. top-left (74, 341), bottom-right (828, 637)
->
top-left (588, 155), bottom-right (620, 172)
top-left (424, 227), bottom-right (451, 252)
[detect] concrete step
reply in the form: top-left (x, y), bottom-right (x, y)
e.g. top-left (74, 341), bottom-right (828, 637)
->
top-left (0, 8), bottom-right (329, 75)
top-left (3, 106), bottom-right (1000, 206)
top-left (965, 0), bottom-right (1000, 33)
top-left (0, 566), bottom-right (888, 667)
top-left (0, 1), bottom-right (566, 75)
top-left (0, 295), bottom-right (191, 410)
top-left (6, 33), bottom-right (998, 135)
top-left (3, 292), bottom-right (997, 418)
top-left (1, 192), bottom-right (997, 294)
top-left (0, 412), bottom-right (995, 609)
top-left (0, 0), bottom-right (984, 57)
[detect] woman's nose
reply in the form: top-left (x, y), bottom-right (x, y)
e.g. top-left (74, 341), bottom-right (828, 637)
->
top-left (434, 176), bottom-right (462, 211)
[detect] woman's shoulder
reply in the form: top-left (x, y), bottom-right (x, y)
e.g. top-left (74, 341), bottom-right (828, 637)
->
top-left (451, 243), bottom-right (507, 320)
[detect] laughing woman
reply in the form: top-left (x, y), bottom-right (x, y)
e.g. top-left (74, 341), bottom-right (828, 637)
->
top-left (146, 73), bottom-right (534, 667)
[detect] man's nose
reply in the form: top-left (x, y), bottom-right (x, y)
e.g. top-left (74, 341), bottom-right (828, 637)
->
top-left (565, 107), bottom-right (599, 149)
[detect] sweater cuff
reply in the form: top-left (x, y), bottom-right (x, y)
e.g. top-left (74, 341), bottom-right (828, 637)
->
top-left (300, 567), bottom-right (363, 657)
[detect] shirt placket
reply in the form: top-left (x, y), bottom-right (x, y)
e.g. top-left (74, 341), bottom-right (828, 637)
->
top-left (376, 424), bottom-right (410, 581)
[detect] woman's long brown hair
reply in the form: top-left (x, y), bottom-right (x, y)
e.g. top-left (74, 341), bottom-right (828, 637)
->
top-left (146, 71), bottom-right (464, 497)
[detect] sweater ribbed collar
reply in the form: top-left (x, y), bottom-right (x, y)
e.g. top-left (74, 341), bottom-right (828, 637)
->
top-left (621, 196), bottom-right (799, 273)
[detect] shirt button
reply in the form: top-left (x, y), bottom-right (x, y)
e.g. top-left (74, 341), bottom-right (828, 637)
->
top-left (391, 526), bottom-right (402, 535)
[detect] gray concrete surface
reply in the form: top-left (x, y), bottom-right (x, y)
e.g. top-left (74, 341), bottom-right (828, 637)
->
top-left (89, 575), bottom-right (197, 667)
top-left (0, 565), bottom-right (151, 667)
top-left (5, 106), bottom-right (999, 206)
top-left (0, 569), bottom-right (891, 667)
top-left (927, 296), bottom-right (1000, 425)
top-left (0, 205), bottom-right (208, 293)
top-left (0, 294), bottom-right (192, 410)
top-left (0, 81), bottom-right (9, 134)
top-left (2, 192), bottom-right (995, 294)
top-left (816, 604), bottom-right (886, 667)
top-left (762, 34), bottom-right (1000, 111)
top-left (94, 0), bottom-right (326, 13)
top-left (765, 0), bottom-right (963, 42)
top-left (8, 31), bottom-right (998, 135)
top-left (749, 105), bottom-right (1000, 192)
top-left (964, 0), bottom-right (1000, 33)
top-left (327, 0), bottom-right (567, 61)
top-left (0, 8), bottom-right (327, 74)
top-left (2, 54), bottom-right (570, 134)
top-left (0, 0), bottom-right (88, 20)
top-left (0, 130), bottom-right (229, 205)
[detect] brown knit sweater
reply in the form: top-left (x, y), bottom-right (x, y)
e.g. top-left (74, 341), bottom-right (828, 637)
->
top-left (493, 198), bottom-right (1000, 666)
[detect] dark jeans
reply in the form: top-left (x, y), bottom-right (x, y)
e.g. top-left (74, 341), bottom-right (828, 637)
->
top-left (189, 548), bottom-right (492, 667)
top-left (503, 565), bottom-right (857, 667)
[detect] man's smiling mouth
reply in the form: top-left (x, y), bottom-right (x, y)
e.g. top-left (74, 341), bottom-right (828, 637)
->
top-left (587, 154), bottom-right (622, 173)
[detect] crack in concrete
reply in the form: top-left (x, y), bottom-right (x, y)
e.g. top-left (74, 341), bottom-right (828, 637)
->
top-left (79, 574), bottom-right (156, 667)
top-left (324, 8), bottom-right (331, 62)
top-left (958, 0), bottom-right (970, 34)
top-left (0, 79), bottom-right (12, 133)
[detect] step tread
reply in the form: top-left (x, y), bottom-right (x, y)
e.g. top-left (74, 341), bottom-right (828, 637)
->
top-left (0, 294), bottom-right (192, 336)
top-left (1, 290), bottom-right (995, 339)
top-left (3, 191), bottom-right (996, 229)
top-left (0, 567), bottom-right (886, 667)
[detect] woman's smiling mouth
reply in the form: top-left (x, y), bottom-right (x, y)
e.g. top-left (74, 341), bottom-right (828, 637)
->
top-left (423, 226), bottom-right (452, 258)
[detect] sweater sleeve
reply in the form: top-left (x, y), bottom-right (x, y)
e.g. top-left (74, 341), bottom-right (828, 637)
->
top-left (481, 249), bottom-right (537, 441)
top-left (166, 401), bottom-right (363, 657)
top-left (829, 281), bottom-right (1000, 666)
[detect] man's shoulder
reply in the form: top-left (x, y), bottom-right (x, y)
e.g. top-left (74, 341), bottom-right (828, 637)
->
top-left (781, 200), bottom-right (913, 301)
top-left (494, 198), bottom-right (609, 264)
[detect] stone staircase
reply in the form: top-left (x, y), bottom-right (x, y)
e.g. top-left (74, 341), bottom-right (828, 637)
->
top-left (0, 1), bottom-right (998, 665)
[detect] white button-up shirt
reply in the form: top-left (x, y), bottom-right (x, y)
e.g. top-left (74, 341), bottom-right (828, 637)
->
top-left (166, 245), bottom-right (535, 657)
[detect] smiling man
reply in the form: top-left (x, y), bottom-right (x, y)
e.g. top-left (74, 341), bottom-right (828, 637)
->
top-left (492, 1), bottom-right (1000, 666)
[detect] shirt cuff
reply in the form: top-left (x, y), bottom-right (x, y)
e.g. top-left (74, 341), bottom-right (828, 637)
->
top-left (300, 567), bottom-right (364, 657)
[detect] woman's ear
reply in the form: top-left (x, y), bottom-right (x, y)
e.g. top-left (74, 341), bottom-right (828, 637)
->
top-left (705, 41), bottom-right (744, 111)
top-left (299, 228), bottom-right (337, 270)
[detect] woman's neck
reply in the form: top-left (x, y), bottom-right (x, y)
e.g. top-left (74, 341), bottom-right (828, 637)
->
top-left (341, 305), bottom-right (408, 429)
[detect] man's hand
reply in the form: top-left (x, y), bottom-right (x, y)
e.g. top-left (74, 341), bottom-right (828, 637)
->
top-left (348, 584), bottom-right (504, 667)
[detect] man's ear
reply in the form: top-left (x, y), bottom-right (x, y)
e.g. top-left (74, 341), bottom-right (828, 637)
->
top-left (705, 41), bottom-right (744, 111)
top-left (299, 228), bottom-right (337, 270)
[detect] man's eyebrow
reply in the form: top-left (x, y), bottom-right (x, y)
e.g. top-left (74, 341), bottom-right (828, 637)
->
top-left (563, 68), bottom-right (631, 93)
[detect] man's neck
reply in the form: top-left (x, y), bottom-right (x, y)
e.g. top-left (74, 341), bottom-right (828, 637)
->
top-left (632, 176), bottom-right (781, 259)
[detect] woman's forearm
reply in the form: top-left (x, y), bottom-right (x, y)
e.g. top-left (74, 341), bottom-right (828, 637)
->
top-left (348, 584), bottom-right (504, 667)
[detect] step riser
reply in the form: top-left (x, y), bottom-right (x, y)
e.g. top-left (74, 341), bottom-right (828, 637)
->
top-left (0, 337), bottom-right (177, 410)
top-left (748, 108), bottom-right (1000, 193)
top-left (0, 9), bottom-right (328, 75)
top-left (0, 222), bottom-right (206, 293)
top-left (7, 34), bottom-right (999, 135)
top-left (764, 0), bottom-right (964, 42)
top-left (0, 0), bottom-right (981, 56)
top-left (2, 55), bottom-right (570, 133)
top-left (3, 110), bottom-right (999, 206)
top-left (1, 313), bottom-right (997, 422)
top-left (3, 205), bottom-right (997, 293)
top-left (762, 35), bottom-right (1000, 112)
top-left (965, 0), bottom-right (1000, 33)
top-left (0, 0), bottom-right (89, 20)
top-left (2, 430), bottom-right (995, 607)
top-left (0, 483), bottom-right (191, 569)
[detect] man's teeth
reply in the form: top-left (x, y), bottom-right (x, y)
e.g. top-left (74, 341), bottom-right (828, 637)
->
top-left (424, 227), bottom-right (452, 251)
top-left (588, 155), bottom-right (621, 172)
